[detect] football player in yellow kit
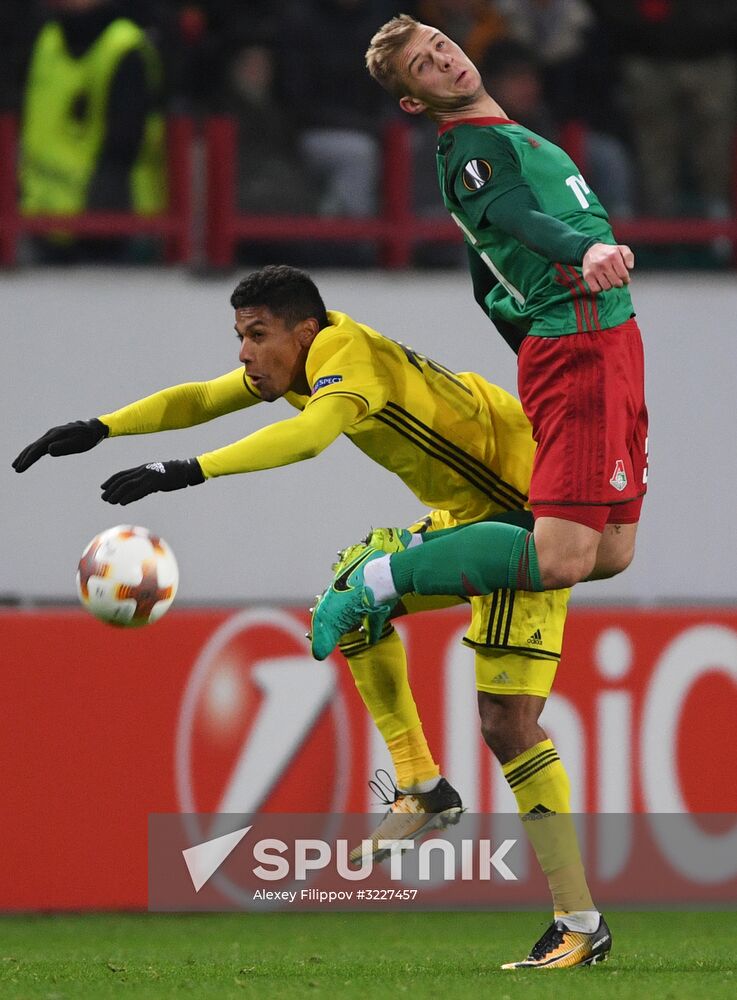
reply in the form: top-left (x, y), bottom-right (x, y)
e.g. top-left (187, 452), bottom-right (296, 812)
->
top-left (13, 264), bottom-right (607, 968)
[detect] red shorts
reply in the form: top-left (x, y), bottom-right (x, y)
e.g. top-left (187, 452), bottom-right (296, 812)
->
top-left (517, 317), bottom-right (648, 533)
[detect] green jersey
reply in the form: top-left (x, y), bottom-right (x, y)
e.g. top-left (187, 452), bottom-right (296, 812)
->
top-left (437, 116), bottom-right (634, 340)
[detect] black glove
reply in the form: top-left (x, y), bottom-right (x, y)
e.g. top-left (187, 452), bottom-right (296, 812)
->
top-left (101, 458), bottom-right (205, 505)
top-left (12, 418), bottom-right (109, 473)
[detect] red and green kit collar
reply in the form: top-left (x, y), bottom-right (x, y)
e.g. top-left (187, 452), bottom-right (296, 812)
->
top-left (438, 116), bottom-right (517, 136)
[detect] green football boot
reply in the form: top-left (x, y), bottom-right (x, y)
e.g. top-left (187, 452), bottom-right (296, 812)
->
top-left (310, 527), bottom-right (412, 661)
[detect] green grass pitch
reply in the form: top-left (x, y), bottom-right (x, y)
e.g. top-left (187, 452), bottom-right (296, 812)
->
top-left (1, 911), bottom-right (735, 999)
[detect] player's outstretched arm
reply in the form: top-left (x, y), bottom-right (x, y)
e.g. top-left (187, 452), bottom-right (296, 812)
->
top-left (99, 369), bottom-right (257, 436)
top-left (13, 370), bottom-right (257, 475)
top-left (197, 394), bottom-right (363, 478)
top-left (100, 394), bottom-right (364, 505)
top-left (582, 243), bottom-right (635, 292)
top-left (12, 418), bottom-right (109, 473)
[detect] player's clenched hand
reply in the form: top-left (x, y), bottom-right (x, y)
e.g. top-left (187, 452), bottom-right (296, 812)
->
top-left (12, 418), bottom-right (109, 473)
top-left (582, 243), bottom-right (634, 293)
top-left (101, 458), bottom-right (205, 505)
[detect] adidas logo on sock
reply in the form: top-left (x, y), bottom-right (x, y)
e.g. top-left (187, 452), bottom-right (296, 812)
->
top-left (527, 629), bottom-right (543, 646)
top-left (522, 803), bottom-right (556, 821)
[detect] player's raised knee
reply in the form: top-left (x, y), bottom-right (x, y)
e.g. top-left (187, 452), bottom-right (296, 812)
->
top-left (538, 555), bottom-right (594, 590)
top-left (595, 545), bottom-right (636, 580)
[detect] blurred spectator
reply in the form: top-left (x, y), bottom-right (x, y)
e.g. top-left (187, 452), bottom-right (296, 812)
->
top-left (481, 40), bottom-right (635, 216)
top-left (278, 0), bottom-right (397, 218)
top-left (493, 0), bottom-right (612, 126)
top-left (120, 1), bottom-right (194, 110)
top-left (482, 41), bottom-right (558, 139)
top-left (164, 1), bottom-right (268, 114)
top-left (591, 1), bottom-right (737, 218)
top-left (224, 43), bottom-right (321, 215)
top-left (19, 0), bottom-right (167, 262)
top-left (494, 0), bottom-right (592, 57)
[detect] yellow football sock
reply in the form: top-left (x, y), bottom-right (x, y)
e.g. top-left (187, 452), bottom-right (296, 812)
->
top-left (386, 726), bottom-right (440, 790)
top-left (502, 739), bottom-right (595, 914)
top-left (340, 627), bottom-right (439, 788)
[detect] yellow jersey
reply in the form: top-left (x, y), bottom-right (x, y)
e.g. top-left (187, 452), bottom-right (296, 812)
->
top-left (287, 311), bottom-right (533, 522)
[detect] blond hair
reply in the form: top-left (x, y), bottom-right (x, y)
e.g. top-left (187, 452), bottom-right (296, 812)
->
top-left (365, 14), bottom-right (420, 99)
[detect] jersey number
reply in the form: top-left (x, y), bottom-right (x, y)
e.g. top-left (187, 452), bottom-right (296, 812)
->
top-left (394, 341), bottom-right (471, 396)
top-left (565, 173), bottom-right (591, 209)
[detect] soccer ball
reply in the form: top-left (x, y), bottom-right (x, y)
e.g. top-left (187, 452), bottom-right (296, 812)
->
top-left (76, 525), bottom-right (179, 627)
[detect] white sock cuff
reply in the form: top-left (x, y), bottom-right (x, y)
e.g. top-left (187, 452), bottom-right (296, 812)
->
top-left (364, 555), bottom-right (398, 605)
top-left (400, 776), bottom-right (441, 794)
top-left (556, 910), bottom-right (601, 934)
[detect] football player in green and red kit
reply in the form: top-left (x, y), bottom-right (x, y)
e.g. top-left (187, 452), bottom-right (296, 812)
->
top-left (356, 15), bottom-right (648, 602)
top-left (312, 14), bottom-right (647, 645)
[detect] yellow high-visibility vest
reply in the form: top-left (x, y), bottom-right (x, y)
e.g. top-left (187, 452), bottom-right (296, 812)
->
top-left (20, 18), bottom-right (167, 216)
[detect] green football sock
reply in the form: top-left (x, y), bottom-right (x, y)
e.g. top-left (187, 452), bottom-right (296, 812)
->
top-left (419, 510), bottom-right (535, 544)
top-left (390, 520), bottom-right (543, 596)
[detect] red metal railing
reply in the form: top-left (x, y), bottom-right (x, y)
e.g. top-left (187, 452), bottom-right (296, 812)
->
top-left (204, 117), bottom-right (432, 268)
top-left (204, 116), bottom-right (737, 267)
top-left (559, 120), bottom-right (737, 249)
top-left (0, 113), bottom-right (194, 266)
top-left (1, 114), bottom-right (737, 268)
